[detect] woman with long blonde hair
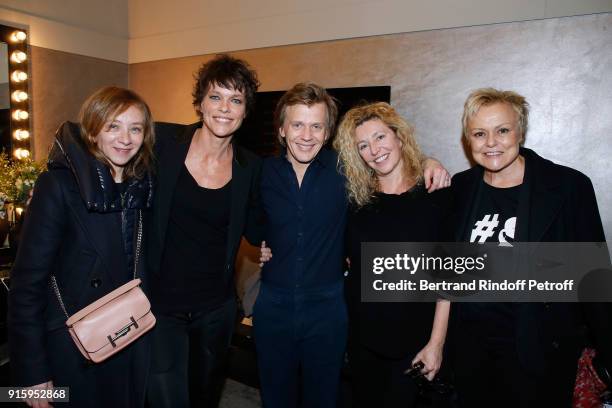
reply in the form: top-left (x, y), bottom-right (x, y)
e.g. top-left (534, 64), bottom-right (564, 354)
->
top-left (335, 102), bottom-right (451, 407)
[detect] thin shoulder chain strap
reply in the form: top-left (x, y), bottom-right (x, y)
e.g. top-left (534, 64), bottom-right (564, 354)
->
top-left (51, 210), bottom-right (143, 319)
top-left (133, 210), bottom-right (143, 279)
top-left (50, 275), bottom-right (70, 319)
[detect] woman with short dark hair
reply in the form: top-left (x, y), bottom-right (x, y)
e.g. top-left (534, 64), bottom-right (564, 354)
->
top-left (147, 54), bottom-right (265, 408)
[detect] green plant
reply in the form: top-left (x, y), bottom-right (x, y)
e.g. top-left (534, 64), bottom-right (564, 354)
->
top-left (0, 151), bottom-right (46, 218)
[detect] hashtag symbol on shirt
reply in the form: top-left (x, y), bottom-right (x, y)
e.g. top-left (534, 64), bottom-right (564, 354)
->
top-left (470, 214), bottom-right (499, 243)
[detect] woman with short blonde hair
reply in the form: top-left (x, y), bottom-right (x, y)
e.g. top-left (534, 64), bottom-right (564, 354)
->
top-left (451, 87), bottom-right (611, 407)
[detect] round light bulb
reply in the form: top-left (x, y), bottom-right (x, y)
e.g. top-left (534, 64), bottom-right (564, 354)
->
top-left (10, 31), bottom-right (27, 43)
top-left (12, 91), bottom-right (28, 102)
top-left (11, 71), bottom-right (28, 82)
top-left (13, 129), bottom-right (30, 141)
top-left (14, 148), bottom-right (30, 160)
top-left (11, 51), bottom-right (27, 63)
top-left (12, 110), bottom-right (29, 120)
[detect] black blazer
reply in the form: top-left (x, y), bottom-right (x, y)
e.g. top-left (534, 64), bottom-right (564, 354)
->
top-left (451, 147), bottom-right (612, 379)
top-left (148, 122), bottom-right (265, 279)
top-left (9, 123), bottom-right (152, 404)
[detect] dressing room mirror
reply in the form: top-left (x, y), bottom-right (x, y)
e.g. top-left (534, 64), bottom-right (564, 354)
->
top-left (0, 42), bottom-right (10, 153)
top-left (0, 23), bottom-right (31, 159)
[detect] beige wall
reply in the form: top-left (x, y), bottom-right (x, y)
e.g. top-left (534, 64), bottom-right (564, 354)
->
top-left (3, 1), bottom-right (612, 64)
top-left (128, 0), bottom-right (612, 63)
top-left (0, 0), bottom-right (128, 37)
top-left (30, 46), bottom-right (128, 159)
top-left (1, 1), bottom-right (128, 62)
top-left (130, 13), bottom-right (612, 247)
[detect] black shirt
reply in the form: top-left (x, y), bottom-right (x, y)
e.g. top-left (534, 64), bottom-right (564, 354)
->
top-left (153, 164), bottom-right (231, 313)
top-left (346, 184), bottom-right (453, 358)
top-left (469, 182), bottom-right (519, 245)
top-left (116, 181), bottom-right (136, 278)
top-left (463, 180), bottom-right (521, 341)
top-left (260, 148), bottom-right (347, 290)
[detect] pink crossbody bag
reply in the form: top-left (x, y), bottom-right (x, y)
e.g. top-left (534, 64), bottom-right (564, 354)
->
top-left (50, 211), bottom-right (156, 363)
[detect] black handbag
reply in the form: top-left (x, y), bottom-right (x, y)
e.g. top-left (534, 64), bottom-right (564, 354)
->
top-left (405, 362), bottom-right (457, 408)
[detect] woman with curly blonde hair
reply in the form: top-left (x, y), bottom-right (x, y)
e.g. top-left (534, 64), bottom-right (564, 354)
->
top-left (334, 102), bottom-right (452, 408)
top-left (335, 102), bottom-right (425, 207)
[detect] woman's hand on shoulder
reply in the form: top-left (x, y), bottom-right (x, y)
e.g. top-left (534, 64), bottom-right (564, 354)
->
top-left (423, 158), bottom-right (451, 193)
top-left (259, 241), bottom-right (272, 267)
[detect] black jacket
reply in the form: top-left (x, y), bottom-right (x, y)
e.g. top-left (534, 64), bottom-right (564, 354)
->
top-left (148, 122), bottom-right (265, 282)
top-left (8, 122), bottom-right (153, 405)
top-left (451, 147), bottom-right (612, 380)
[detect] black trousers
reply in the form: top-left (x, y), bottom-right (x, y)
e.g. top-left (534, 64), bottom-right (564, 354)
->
top-left (348, 342), bottom-right (420, 408)
top-left (453, 332), bottom-right (576, 408)
top-left (146, 298), bottom-right (237, 408)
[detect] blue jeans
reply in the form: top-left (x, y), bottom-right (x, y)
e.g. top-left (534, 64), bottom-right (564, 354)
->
top-left (253, 282), bottom-right (348, 408)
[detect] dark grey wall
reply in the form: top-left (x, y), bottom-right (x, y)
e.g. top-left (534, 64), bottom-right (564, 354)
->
top-left (396, 14), bottom-right (612, 242)
top-left (131, 13), bottom-right (612, 244)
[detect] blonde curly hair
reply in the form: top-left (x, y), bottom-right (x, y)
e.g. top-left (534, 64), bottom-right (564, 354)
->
top-left (334, 102), bottom-right (424, 207)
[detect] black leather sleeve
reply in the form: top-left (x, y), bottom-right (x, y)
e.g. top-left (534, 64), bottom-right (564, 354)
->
top-left (243, 155), bottom-right (266, 246)
top-left (154, 122), bottom-right (185, 156)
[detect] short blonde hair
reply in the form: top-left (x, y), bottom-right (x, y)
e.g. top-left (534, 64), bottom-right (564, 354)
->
top-left (79, 86), bottom-right (155, 180)
top-left (334, 102), bottom-right (424, 207)
top-left (462, 88), bottom-right (529, 142)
